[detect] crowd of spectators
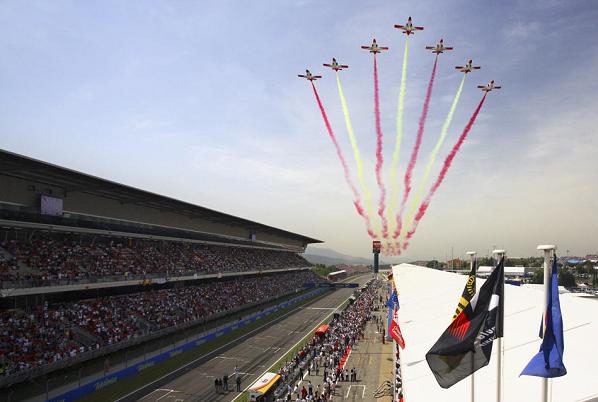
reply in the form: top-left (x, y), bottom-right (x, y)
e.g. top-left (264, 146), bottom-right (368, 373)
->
top-left (274, 279), bottom-right (381, 401)
top-left (0, 270), bottom-right (323, 378)
top-left (0, 236), bottom-right (310, 286)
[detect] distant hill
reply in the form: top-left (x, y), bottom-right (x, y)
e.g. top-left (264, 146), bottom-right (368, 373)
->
top-left (302, 247), bottom-right (375, 266)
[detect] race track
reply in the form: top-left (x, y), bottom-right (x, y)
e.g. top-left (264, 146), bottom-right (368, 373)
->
top-left (119, 275), bottom-right (372, 402)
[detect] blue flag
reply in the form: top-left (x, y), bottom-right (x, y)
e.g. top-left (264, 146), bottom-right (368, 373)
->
top-left (520, 255), bottom-right (567, 378)
top-left (386, 289), bottom-right (395, 309)
top-left (387, 289), bottom-right (399, 309)
top-left (386, 289), bottom-right (396, 338)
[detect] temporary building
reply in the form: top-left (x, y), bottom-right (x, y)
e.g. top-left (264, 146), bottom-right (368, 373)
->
top-left (391, 263), bottom-right (598, 402)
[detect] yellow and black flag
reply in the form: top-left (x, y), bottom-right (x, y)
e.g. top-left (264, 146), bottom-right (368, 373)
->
top-left (452, 260), bottom-right (477, 320)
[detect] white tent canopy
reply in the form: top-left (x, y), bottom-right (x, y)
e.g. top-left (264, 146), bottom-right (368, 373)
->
top-left (392, 263), bottom-right (598, 402)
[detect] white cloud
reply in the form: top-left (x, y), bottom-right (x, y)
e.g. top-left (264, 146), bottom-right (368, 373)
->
top-left (503, 21), bottom-right (541, 40)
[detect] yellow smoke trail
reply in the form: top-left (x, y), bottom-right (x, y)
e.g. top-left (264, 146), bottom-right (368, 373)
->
top-left (336, 72), bottom-right (377, 235)
top-left (387, 38), bottom-right (409, 237)
top-left (400, 76), bottom-right (466, 243)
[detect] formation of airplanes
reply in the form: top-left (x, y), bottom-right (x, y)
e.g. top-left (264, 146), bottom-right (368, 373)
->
top-left (478, 80), bottom-right (502, 92)
top-left (298, 16), bottom-right (500, 92)
top-left (297, 69), bottom-right (321, 81)
top-left (361, 39), bottom-right (389, 54)
top-left (426, 39), bottom-right (453, 54)
top-left (323, 58), bottom-right (348, 71)
top-left (455, 59), bottom-right (481, 74)
top-left (394, 16), bottom-right (424, 36)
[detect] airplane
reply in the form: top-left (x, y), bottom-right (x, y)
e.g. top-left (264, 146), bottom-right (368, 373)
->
top-left (297, 69), bottom-right (322, 81)
top-left (394, 16), bottom-right (424, 36)
top-left (361, 39), bottom-right (389, 54)
top-left (323, 58), bottom-right (349, 71)
top-left (477, 80), bottom-right (502, 92)
top-left (455, 59), bottom-right (481, 74)
top-left (425, 39), bottom-right (454, 54)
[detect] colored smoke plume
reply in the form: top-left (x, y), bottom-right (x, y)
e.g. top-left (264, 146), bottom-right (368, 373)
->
top-left (336, 73), bottom-right (376, 232)
top-left (387, 38), bottom-right (409, 237)
top-left (394, 57), bottom-right (439, 239)
top-left (373, 55), bottom-right (388, 238)
top-left (311, 82), bottom-right (376, 238)
top-left (403, 94), bottom-right (488, 248)
top-left (402, 76), bottom-right (466, 240)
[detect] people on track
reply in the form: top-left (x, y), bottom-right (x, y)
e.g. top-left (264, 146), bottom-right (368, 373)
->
top-left (273, 279), bottom-right (382, 401)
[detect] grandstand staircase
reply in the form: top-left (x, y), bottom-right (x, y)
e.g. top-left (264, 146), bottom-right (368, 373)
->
top-left (174, 307), bottom-right (187, 322)
top-left (0, 245), bottom-right (38, 276)
top-left (133, 315), bottom-right (153, 335)
top-left (71, 326), bottom-right (101, 348)
top-left (0, 246), bottom-right (12, 260)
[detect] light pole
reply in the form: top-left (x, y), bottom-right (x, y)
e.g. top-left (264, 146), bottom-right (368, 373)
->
top-left (466, 251), bottom-right (477, 402)
top-left (492, 249), bottom-right (506, 402)
top-left (537, 244), bottom-right (556, 402)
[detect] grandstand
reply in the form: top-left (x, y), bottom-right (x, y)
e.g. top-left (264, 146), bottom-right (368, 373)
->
top-left (0, 149), bottom-right (324, 398)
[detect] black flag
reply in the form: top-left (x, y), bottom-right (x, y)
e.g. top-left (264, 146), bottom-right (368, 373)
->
top-left (426, 257), bottom-right (504, 388)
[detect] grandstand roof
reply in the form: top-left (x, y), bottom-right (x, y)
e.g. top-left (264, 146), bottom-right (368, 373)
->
top-left (392, 263), bottom-right (598, 402)
top-left (0, 148), bottom-right (322, 245)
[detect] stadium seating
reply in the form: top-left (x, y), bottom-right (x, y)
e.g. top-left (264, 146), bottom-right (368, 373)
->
top-left (0, 270), bottom-right (323, 377)
top-left (0, 237), bottom-right (310, 287)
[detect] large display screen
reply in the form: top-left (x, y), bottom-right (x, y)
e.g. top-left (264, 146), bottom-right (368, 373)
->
top-left (372, 240), bottom-right (382, 253)
top-left (40, 195), bottom-right (64, 216)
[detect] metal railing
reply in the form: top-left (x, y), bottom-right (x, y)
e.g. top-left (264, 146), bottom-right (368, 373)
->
top-left (0, 266), bottom-right (311, 292)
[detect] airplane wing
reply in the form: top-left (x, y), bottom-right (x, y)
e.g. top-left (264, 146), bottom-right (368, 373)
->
top-left (455, 66), bottom-right (464, 69)
top-left (477, 85), bottom-right (485, 88)
top-left (323, 64), bottom-right (332, 67)
top-left (394, 24), bottom-right (405, 29)
top-left (415, 26), bottom-right (424, 30)
top-left (445, 47), bottom-right (454, 50)
top-left (473, 66), bottom-right (481, 69)
top-left (340, 65), bottom-right (349, 69)
top-left (361, 46), bottom-right (370, 49)
top-left (425, 46), bottom-right (434, 49)
top-left (494, 86), bottom-right (501, 89)
top-left (380, 47), bottom-right (389, 50)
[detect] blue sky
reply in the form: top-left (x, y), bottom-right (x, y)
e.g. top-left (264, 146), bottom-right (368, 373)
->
top-left (1, 0), bottom-right (597, 260)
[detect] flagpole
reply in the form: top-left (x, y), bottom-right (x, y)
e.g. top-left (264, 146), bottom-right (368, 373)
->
top-left (466, 251), bottom-right (477, 402)
top-left (537, 244), bottom-right (556, 402)
top-left (493, 249), bottom-right (506, 402)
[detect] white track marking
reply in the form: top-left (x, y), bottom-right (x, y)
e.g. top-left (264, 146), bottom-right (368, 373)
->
top-left (213, 356), bottom-right (249, 363)
top-left (345, 384), bottom-right (366, 399)
top-left (114, 293), bottom-right (328, 402)
top-left (155, 389), bottom-right (181, 401)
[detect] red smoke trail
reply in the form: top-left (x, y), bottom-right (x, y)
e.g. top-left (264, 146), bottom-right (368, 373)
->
top-left (403, 94), bottom-right (488, 249)
top-left (383, 241), bottom-right (402, 256)
top-left (311, 82), bottom-right (376, 238)
top-left (373, 55), bottom-right (388, 238)
top-left (393, 57), bottom-right (439, 239)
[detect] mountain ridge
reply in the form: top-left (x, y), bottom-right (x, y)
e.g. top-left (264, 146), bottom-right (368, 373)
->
top-left (302, 246), bottom-right (398, 266)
